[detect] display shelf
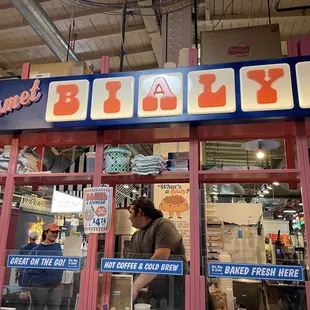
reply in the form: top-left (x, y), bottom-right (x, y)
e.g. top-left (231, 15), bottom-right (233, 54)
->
top-left (14, 173), bottom-right (93, 186)
top-left (199, 169), bottom-right (300, 183)
top-left (101, 171), bottom-right (190, 184)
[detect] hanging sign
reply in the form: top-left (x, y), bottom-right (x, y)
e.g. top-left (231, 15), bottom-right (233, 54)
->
top-left (101, 258), bottom-right (183, 276)
top-left (0, 57), bottom-right (309, 132)
top-left (7, 255), bottom-right (81, 271)
top-left (208, 262), bottom-right (304, 282)
top-left (83, 187), bottom-right (113, 234)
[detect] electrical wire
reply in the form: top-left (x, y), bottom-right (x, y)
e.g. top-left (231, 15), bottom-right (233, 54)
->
top-left (60, 0), bottom-right (196, 16)
top-left (212, 0), bottom-right (237, 30)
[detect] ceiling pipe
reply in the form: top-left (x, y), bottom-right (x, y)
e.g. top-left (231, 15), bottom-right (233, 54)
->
top-left (9, 0), bottom-right (79, 62)
top-left (274, 0), bottom-right (310, 12)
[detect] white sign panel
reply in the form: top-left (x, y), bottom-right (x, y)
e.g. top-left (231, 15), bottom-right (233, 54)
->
top-left (51, 190), bottom-right (83, 213)
top-left (83, 187), bottom-right (113, 234)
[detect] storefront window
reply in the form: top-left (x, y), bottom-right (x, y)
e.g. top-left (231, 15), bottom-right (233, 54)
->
top-left (202, 179), bottom-right (307, 310)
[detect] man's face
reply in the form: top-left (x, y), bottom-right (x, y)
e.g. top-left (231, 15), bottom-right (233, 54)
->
top-left (128, 206), bottom-right (142, 229)
top-left (46, 230), bottom-right (58, 243)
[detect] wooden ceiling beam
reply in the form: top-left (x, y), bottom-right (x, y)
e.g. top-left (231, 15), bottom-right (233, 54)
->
top-left (198, 11), bottom-right (310, 24)
top-left (0, 24), bottom-right (146, 54)
top-left (4, 45), bottom-right (154, 70)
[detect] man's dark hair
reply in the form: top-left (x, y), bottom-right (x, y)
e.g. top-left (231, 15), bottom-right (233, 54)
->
top-left (131, 197), bottom-right (163, 220)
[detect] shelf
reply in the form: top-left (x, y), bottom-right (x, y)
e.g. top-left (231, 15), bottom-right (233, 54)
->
top-left (101, 171), bottom-right (189, 184)
top-left (199, 169), bottom-right (300, 183)
top-left (14, 173), bottom-right (93, 186)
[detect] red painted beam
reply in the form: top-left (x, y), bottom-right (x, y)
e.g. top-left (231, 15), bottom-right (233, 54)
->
top-left (0, 137), bottom-right (19, 294)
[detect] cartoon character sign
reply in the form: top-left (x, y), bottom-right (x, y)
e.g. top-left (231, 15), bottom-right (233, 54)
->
top-left (159, 195), bottom-right (189, 219)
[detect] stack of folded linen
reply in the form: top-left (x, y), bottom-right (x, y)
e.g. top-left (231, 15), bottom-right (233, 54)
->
top-left (131, 154), bottom-right (167, 176)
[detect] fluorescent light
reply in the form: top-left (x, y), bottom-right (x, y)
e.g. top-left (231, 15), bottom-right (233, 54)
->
top-left (283, 209), bottom-right (296, 213)
top-left (259, 193), bottom-right (264, 197)
top-left (273, 182), bottom-right (280, 186)
top-left (124, 184), bottom-right (129, 189)
top-left (263, 189), bottom-right (269, 194)
top-left (267, 184), bottom-right (272, 190)
top-left (132, 188), bottom-right (138, 193)
top-left (256, 151), bottom-right (265, 159)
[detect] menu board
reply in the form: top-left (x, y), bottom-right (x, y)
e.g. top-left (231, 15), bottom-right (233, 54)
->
top-left (154, 184), bottom-right (190, 260)
top-left (83, 187), bottom-right (113, 234)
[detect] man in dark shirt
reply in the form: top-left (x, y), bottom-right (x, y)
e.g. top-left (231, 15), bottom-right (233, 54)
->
top-left (128, 197), bottom-right (188, 310)
top-left (16, 231), bottom-right (39, 287)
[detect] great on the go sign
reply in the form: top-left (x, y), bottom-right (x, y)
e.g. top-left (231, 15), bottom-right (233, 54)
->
top-left (44, 61), bottom-right (310, 123)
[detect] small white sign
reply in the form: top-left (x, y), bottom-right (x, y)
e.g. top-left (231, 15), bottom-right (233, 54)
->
top-left (296, 61), bottom-right (310, 109)
top-left (83, 187), bottom-right (113, 234)
top-left (138, 73), bottom-right (183, 118)
top-left (51, 191), bottom-right (83, 213)
top-left (240, 63), bottom-right (294, 112)
top-left (188, 68), bottom-right (236, 115)
top-left (91, 76), bottom-right (134, 120)
top-left (45, 79), bottom-right (89, 122)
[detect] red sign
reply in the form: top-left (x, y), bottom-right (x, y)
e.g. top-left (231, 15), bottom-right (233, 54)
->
top-left (269, 233), bottom-right (290, 245)
top-left (228, 42), bottom-right (250, 57)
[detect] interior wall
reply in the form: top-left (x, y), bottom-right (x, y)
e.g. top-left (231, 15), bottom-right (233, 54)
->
top-left (14, 212), bottom-right (54, 249)
top-left (214, 203), bottom-right (263, 225)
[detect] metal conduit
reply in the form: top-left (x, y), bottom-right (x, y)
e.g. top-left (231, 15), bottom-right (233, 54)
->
top-left (10, 0), bottom-right (79, 62)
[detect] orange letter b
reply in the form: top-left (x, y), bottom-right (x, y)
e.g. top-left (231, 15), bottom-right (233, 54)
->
top-left (53, 84), bottom-right (80, 116)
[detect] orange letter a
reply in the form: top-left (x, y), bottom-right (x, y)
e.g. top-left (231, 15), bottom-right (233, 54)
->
top-left (247, 68), bottom-right (284, 104)
top-left (142, 77), bottom-right (177, 111)
top-left (198, 74), bottom-right (226, 108)
top-left (53, 84), bottom-right (80, 116)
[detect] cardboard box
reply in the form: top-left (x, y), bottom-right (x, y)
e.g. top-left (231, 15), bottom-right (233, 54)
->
top-left (201, 24), bottom-right (282, 65)
top-left (30, 61), bottom-right (92, 78)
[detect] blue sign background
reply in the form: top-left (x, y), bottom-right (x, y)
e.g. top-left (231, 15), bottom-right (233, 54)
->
top-left (7, 255), bottom-right (81, 271)
top-left (101, 258), bottom-right (183, 276)
top-left (208, 262), bottom-right (304, 282)
top-left (0, 56), bottom-right (309, 133)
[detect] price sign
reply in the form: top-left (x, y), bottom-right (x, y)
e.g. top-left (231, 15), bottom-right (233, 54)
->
top-left (83, 187), bottom-right (113, 234)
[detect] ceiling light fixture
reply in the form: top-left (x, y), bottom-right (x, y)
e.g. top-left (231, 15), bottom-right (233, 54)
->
top-left (267, 184), bottom-right (272, 190)
top-left (256, 150), bottom-right (265, 159)
top-left (263, 188), bottom-right (269, 194)
top-left (124, 184), bottom-right (129, 189)
top-left (273, 181), bottom-right (280, 186)
top-left (283, 208), bottom-right (296, 214)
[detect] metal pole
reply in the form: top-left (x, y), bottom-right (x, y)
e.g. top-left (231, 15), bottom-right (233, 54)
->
top-left (194, 0), bottom-right (199, 49)
top-left (120, 0), bottom-right (128, 72)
